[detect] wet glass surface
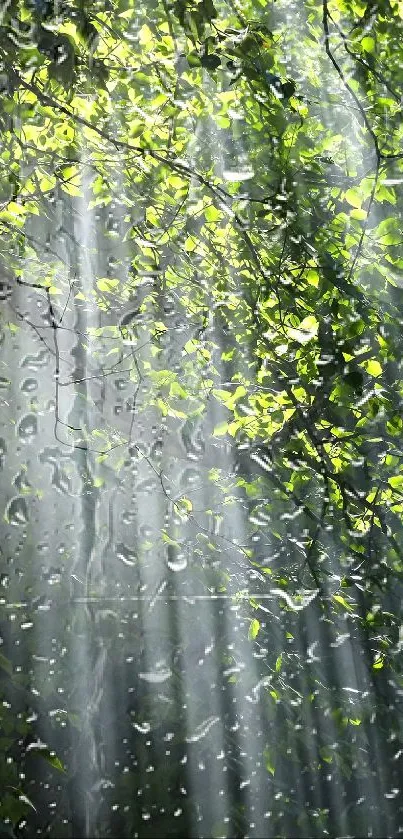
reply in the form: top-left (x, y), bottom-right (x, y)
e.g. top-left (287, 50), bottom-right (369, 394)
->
top-left (1, 0), bottom-right (403, 836)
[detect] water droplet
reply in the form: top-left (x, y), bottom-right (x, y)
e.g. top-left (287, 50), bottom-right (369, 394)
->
top-left (21, 378), bottom-right (38, 393)
top-left (139, 669), bottom-right (171, 684)
top-left (21, 350), bottom-right (49, 370)
top-left (167, 553), bottom-right (187, 572)
top-left (180, 467), bottom-right (200, 488)
top-left (181, 418), bottom-right (205, 460)
top-left (133, 721), bottom-right (151, 734)
top-left (136, 478), bottom-right (157, 495)
top-left (185, 716), bottom-right (220, 743)
top-left (52, 466), bottom-right (71, 494)
top-left (121, 511), bottom-right (136, 524)
top-left (115, 378), bottom-right (127, 391)
top-left (18, 414), bottom-right (37, 439)
top-left (14, 469), bottom-right (31, 493)
top-left (5, 496), bottom-right (29, 526)
top-left (0, 438), bottom-right (6, 469)
top-left (116, 543), bottom-right (136, 566)
top-left (25, 740), bottom-right (48, 753)
top-left (222, 169), bottom-right (254, 182)
top-left (37, 542), bottom-right (49, 553)
top-left (47, 571), bottom-right (61, 586)
top-left (139, 523), bottom-right (152, 539)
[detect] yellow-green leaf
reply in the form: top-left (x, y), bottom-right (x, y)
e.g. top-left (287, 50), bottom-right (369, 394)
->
top-left (248, 618), bottom-right (260, 640)
top-left (361, 36), bottom-right (375, 52)
top-left (287, 315), bottom-right (318, 344)
top-left (362, 359), bottom-right (382, 377)
top-left (97, 278), bottom-right (119, 293)
top-left (344, 188), bottom-right (362, 208)
top-left (333, 593), bottom-right (353, 612)
top-left (306, 269), bottom-right (319, 287)
top-left (213, 421), bottom-right (229, 436)
top-left (7, 201), bottom-right (26, 216)
top-left (350, 208), bottom-right (367, 220)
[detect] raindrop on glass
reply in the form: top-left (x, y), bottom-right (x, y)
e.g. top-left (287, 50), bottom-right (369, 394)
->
top-left (21, 378), bottom-right (38, 393)
top-left (139, 669), bottom-right (172, 684)
top-left (21, 350), bottom-right (49, 370)
top-left (167, 552), bottom-right (187, 572)
top-left (6, 496), bottom-right (29, 526)
top-left (116, 543), bottom-right (136, 566)
top-left (17, 414), bottom-right (38, 439)
top-left (121, 511), bottom-right (136, 524)
top-left (0, 438), bottom-right (6, 469)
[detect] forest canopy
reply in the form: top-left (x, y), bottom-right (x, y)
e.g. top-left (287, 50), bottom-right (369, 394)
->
top-left (1, 0), bottom-right (403, 836)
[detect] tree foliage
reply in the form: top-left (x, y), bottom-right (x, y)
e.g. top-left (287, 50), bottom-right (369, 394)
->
top-left (1, 0), bottom-right (403, 835)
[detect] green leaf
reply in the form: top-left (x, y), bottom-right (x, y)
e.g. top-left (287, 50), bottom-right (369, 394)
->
top-left (201, 54), bottom-right (221, 71)
top-left (344, 188), bottom-right (362, 208)
top-left (96, 278), bottom-right (119, 293)
top-left (388, 475), bottom-right (403, 488)
top-left (332, 594), bottom-right (353, 612)
top-left (248, 618), bottom-right (260, 640)
top-left (287, 315), bottom-right (318, 344)
top-left (60, 181), bottom-right (81, 197)
top-left (361, 36), bottom-right (375, 53)
top-left (17, 794), bottom-right (36, 813)
top-left (204, 204), bottom-right (222, 222)
top-left (306, 269), bottom-right (319, 287)
top-left (263, 747), bottom-right (275, 776)
top-left (26, 742), bottom-right (66, 773)
top-left (0, 652), bottom-right (13, 676)
top-left (362, 359), bottom-right (382, 377)
top-left (213, 421), bottom-right (229, 436)
top-left (41, 751), bottom-right (66, 773)
top-left (350, 208), bottom-right (367, 220)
